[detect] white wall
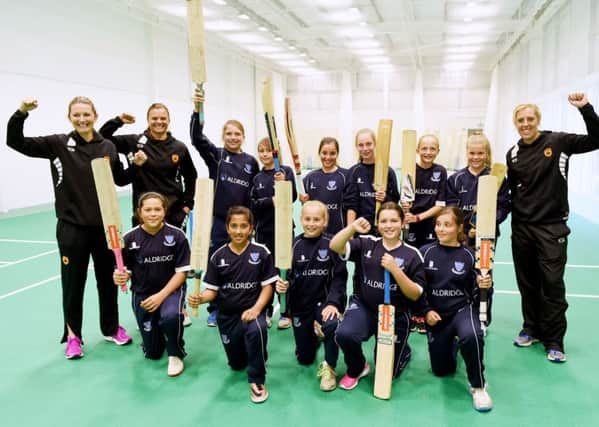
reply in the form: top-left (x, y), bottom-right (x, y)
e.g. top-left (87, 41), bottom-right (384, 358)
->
top-left (488, 0), bottom-right (599, 222)
top-left (0, 0), bottom-right (263, 213)
top-left (287, 69), bottom-right (489, 172)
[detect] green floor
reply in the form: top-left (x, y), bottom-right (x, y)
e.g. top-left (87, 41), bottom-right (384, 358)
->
top-left (1, 200), bottom-right (598, 427)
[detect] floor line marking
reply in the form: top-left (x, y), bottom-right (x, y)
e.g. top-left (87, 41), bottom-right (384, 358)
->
top-left (0, 238), bottom-right (56, 245)
top-left (496, 289), bottom-right (599, 299)
top-left (495, 261), bottom-right (599, 270)
top-left (0, 275), bottom-right (60, 301)
top-left (0, 250), bottom-right (58, 268)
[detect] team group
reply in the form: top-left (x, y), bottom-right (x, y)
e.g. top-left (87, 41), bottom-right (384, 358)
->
top-left (6, 90), bottom-right (599, 409)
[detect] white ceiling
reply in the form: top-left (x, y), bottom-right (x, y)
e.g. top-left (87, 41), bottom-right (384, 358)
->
top-left (143, 0), bottom-right (543, 78)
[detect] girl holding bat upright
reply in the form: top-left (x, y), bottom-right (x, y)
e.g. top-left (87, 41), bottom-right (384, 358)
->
top-left (446, 134), bottom-right (510, 326)
top-left (419, 206), bottom-right (492, 412)
top-left (275, 201), bottom-right (348, 391)
top-left (6, 97), bottom-right (132, 359)
top-left (190, 90), bottom-right (260, 326)
top-left (113, 192), bottom-right (191, 377)
top-left (344, 129), bottom-right (399, 229)
top-left (251, 137), bottom-right (297, 329)
top-left (300, 137), bottom-right (348, 235)
top-left (99, 103), bottom-right (197, 229)
top-left (508, 93), bottom-right (599, 363)
top-left (330, 202), bottom-right (424, 390)
top-left (402, 134), bottom-right (447, 249)
top-left (187, 206), bottom-right (277, 403)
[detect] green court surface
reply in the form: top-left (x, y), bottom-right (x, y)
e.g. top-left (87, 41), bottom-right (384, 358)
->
top-left (1, 200), bottom-right (598, 427)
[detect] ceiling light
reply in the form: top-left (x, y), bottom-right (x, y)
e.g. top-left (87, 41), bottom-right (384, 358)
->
top-left (444, 53), bottom-right (477, 62)
top-left (299, 52), bottom-right (307, 57)
top-left (258, 26), bottom-right (268, 32)
top-left (360, 21), bottom-right (367, 27)
top-left (443, 62), bottom-right (473, 71)
top-left (265, 52), bottom-right (302, 60)
top-left (360, 56), bottom-right (390, 64)
top-left (238, 13), bottom-right (250, 20)
top-left (352, 48), bottom-right (386, 56)
top-left (213, 0), bottom-right (227, 5)
top-left (309, 58), bottom-right (316, 63)
top-left (289, 45), bottom-right (297, 50)
top-left (345, 39), bottom-right (380, 49)
top-left (463, 17), bottom-right (472, 22)
top-left (204, 20), bottom-right (246, 31)
top-left (336, 27), bottom-right (374, 39)
top-left (274, 36), bottom-right (283, 41)
top-left (467, 1), bottom-right (476, 6)
top-left (224, 32), bottom-right (272, 44)
top-left (326, 9), bottom-right (363, 24)
top-left (244, 45), bottom-right (287, 54)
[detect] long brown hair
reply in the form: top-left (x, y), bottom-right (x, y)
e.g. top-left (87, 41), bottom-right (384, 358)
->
top-left (436, 206), bottom-right (466, 243)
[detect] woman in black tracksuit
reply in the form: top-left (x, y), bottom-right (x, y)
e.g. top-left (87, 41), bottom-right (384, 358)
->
top-left (6, 97), bottom-right (132, 359)
top-left (508, 92), bottom-right (599, 362)
top-left (99, 104), bottom-right (197, 228)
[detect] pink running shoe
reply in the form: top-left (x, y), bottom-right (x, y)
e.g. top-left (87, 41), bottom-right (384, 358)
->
top-left (104, 326), bottom-right (132, 346)
top-left (339, 362), bottom-right (370, 390)
top-left (65, 336), bottom-right (83, 359)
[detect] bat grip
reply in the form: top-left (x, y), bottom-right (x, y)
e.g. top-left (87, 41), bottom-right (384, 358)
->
top-left (296, 175), bottom-right (305, 195)
top-left (192, 274), bottom-right (202, 318)
top-left (479, 286), bottom-right (488, 323)
top-left (113, 248), bottom-right (127, 293)
top-left (279, 269), bottom-right (287, 314)
top-left (195, 83), bottom-right (205, 126)
top-left (383, 270), bottom-right (391, 305)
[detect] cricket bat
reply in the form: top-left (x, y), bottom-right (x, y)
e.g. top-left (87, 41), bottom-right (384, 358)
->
top-left (400, 130), bottom-right (417, 232)
top-left (186, 0), bottom-right (207, 125)
top-left (475, 175), bottom-right (498, 327)
top-left (373, 119), bottom-right (393, 223)
top-left (284, 97), bottom-right (305, 194)
top-left (262, 78), bottom-right (283, 172)
top-left (469, 162), bottom-right (507, 229)
top-left (274, 180), bottom-right (293, 313)
top-left (190, 178), bottom-right (214, 317)
top-left (374, 269), bottom-right (395, 400)
top-left (91, 157), bottom-right (127, 292)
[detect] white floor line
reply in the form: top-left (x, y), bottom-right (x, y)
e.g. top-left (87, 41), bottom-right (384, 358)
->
top-left (495, 261), bottom-right (599, 269)
top-left (0, 249), bottom-right (58, 269)
top-left (495, 289), bottom-right (599, 299)
top-left (0, 238), bottom-right (56, 245)
top-left (0, 274), bottom-right (60, 301)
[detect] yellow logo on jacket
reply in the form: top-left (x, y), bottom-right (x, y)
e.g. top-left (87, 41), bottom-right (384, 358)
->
top-left (171, 154), bottom-right (179, 163)
top-left (544, 147), bottom-right (552, 158)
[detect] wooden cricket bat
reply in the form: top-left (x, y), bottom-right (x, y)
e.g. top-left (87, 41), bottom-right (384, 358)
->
top-left (475, 175), bottom-right (498, 327)
top-left (374, 269), bottom-right (395, 400)
top-left (373, 119), bottom-right (393, 223)
top-left (274, 181), bottom-right (293, 313)
top-left (91, 157), bottom-right (127, 292)
top-left (190, 178), bottom-right (214, 317)
top-left (262, 78), bottom-right (283, 172)
top-left (284, 97), bottom-right (305, 194)
top-left (400, 130), bottom-right (417, 231)
top-left (469, 163), bottom-right (507, 229)
top-left (186, 0), bottom-right (207, 125)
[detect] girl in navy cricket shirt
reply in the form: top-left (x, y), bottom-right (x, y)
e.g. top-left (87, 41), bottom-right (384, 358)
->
top-left (300, 137), bottom-right (348, 235)
top-left (251, 137), bottom-right (297, 329)
top-left (276, 201), bottom-right (348, 391)
top-left (330, 202), bottom-right (424, 391)
top-left (113, 192), bottom-right (191, 377)
top-left (446, 134), bottom-right (510, 326)
top-left (190, 90), bottom-right (260, 326)
top-left (402, 134), bottom-right (448, 333)
top-left (187, 206), bottom-right (277, 403)
top-left (419, 206), bottom-right (493, 412)
top-left (344, 128), bottom-right (399, 229)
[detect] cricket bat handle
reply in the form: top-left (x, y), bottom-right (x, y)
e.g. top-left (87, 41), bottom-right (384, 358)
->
top-left (113, 247), bottom-right (128, 293)
top-left (279, 269), bottom-right (287, 313)
top-left (479, 287), bottom-right (488, 324)
top-left (192, 276), bottom-right (201, 318)
top-left (296, 174), bottom-right (305, 195)
top-left (195, 82), bottom-right (205, 126)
